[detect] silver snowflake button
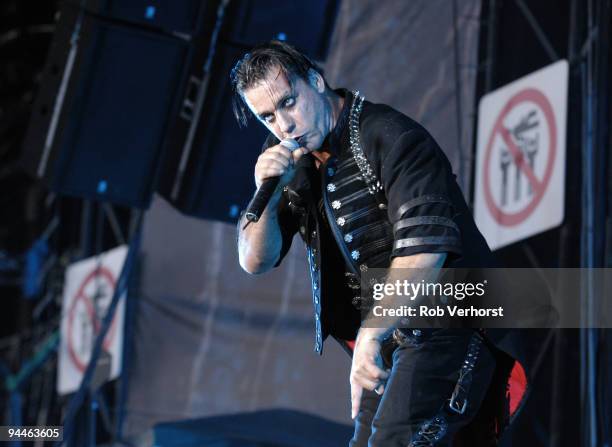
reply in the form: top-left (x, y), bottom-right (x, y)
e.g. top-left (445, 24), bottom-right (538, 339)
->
top-left (332, 200), bottom-right (341, 209)
top-left (327, 183), bottom-right (336, 192)
top-left (351, 250), bottom-right (360, 260)
top-left (344, 233), bottom-right (353, 243)
top-left (337, 217), bottom-right (346, 226)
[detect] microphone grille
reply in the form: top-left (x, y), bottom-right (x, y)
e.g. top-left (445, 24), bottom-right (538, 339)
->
top-left (280, 139), bottom-right (299, 151)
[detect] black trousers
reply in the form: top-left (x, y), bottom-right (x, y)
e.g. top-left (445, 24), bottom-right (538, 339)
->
top-left (349, 328), bottom-right (505, 447)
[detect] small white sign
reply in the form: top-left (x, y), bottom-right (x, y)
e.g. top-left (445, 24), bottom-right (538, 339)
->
top-left (57, 245), bottom-right (127, 395)
top-left (474, 60), bottom-right (568, 250)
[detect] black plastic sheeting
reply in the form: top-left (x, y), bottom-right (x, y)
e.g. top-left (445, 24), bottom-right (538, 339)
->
top-left (122, 0), bottom-right (481, 442)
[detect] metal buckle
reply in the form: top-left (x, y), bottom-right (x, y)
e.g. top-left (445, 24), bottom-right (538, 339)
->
top-left (448, 395), bottom-right (468, 414)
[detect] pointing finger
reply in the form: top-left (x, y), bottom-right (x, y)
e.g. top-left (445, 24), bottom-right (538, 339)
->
top-left (351, 383), bottom-right (363, 420)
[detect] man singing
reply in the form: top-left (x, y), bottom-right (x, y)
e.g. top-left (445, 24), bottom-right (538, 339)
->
top-left (234, 40), bottom-right (514, 446)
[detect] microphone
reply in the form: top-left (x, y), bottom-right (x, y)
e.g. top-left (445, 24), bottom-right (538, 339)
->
top-left (245, 139), bottom-right (300, 223)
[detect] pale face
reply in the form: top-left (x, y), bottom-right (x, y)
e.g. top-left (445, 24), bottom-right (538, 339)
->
top-left (242, 66), bottom-right (332, 152)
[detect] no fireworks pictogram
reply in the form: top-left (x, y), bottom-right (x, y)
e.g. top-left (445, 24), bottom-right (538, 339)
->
top-left (58, 245), bottom-right (127, 395)
top-left (66, 266), bottom-right (120, 372)
top-left (474, 60), bottom-right (567, 250)
top-left (483, 88), bottom-right (557, 227)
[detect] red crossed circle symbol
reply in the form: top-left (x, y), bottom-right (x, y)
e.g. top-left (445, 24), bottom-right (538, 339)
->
top-left (66, 267), bottom-right (119, 372)
top-left (483, 88), bottom-right (557, 226)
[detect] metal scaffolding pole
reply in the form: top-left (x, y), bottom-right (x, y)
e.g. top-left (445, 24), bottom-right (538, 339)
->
top-left (579, 0), bottom-right (610, 446)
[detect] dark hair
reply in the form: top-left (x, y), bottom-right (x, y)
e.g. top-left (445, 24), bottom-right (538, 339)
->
top-left (230, 40), bottom-right (324, 127)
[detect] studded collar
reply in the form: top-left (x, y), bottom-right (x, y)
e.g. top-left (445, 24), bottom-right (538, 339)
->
top-left (321, 88), bottom-right (353, 156)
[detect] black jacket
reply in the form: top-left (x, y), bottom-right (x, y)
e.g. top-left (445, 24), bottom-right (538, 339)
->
top-left (263, 90), bottom-right (496, 354)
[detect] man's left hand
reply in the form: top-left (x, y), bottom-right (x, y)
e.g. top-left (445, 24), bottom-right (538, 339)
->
top-left (350, 328), bottom-right (390, 419)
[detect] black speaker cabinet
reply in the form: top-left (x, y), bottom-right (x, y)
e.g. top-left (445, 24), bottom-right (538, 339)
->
top-left (20, 2), bottom-right (217, 208)
top-left (157, 0), bottom-right (340, 222)
top-left (67, 0), bottom-right (204, 35)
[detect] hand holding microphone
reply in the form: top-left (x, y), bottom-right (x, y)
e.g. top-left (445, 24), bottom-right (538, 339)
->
top-left (246, 138), bottom-right (303, 222)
